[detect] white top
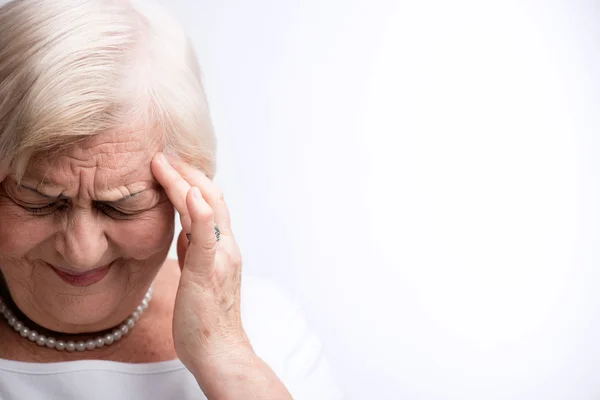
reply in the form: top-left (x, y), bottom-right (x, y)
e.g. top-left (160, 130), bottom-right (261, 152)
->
top-left (0, 276), bottom-right (344, 399)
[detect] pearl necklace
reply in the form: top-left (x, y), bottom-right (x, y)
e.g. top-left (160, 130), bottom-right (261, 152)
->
top-left (0, 287), bottom-right (152, 352)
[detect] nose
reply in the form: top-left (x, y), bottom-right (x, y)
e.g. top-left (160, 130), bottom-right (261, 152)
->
top-left (55, 208), bottom-right (109, 271)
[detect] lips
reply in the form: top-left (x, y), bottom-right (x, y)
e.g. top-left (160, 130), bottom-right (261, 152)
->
top-left (50, 264), bottom-right (111, 287)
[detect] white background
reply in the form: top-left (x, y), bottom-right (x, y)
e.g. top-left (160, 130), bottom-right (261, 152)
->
top-left (161, 1), bottom-right (600, 399)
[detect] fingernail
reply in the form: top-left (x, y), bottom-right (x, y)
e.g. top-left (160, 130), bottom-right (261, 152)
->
top-left (156, 152), bottom-right (167, 165)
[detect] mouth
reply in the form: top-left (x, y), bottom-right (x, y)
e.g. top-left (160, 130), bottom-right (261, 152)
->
top-left (50, 264), bottom-right (112, 287)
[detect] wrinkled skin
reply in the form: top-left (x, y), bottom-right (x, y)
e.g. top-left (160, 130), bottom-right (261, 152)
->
top-left (0, 130), bottom-right (290, 398)
top-left (0, 129), bottom-right (174, 334)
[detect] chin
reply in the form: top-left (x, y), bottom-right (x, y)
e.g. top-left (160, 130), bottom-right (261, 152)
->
top-left (25, 260), bottom-right (159, 334)
top-left (34, 291), bottom-right (129, 334)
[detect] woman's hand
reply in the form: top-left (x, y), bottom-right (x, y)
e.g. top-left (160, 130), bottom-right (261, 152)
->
top-left (151, 153), bottom-right (249, 367)
top-left (151, 153), bottom-right (292, 399)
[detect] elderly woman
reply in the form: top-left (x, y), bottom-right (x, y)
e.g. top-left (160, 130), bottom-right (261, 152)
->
top-left (0, 0), bottom-right (343, 398)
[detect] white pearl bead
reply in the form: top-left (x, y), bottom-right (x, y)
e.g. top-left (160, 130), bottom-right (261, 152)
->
top-left (65, 341), bottom-right (76, 352)
top-left (27, 330), bottom-right (38, 341)
top-left (0, 286), bottom-right (153, 352)
top-left (104, 333), bottom-right (114, 345)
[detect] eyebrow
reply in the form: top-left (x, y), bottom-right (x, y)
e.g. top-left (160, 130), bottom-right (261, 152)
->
top-left (19, 185), bottom-right (149, 203)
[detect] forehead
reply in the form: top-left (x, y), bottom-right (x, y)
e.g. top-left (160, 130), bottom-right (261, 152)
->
top-left (23, 129), bottom-right (161, 192)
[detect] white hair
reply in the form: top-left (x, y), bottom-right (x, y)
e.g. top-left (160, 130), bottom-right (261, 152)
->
top-left (0, 0), bottom-right (216, 181)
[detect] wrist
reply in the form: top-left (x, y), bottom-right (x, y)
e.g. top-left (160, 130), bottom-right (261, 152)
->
top-left (190, 347), bottom-right (261, 398)
top-left (187, 341), bottom-right (293, 400)
top-left (188, 337), bottom-right (256, 378)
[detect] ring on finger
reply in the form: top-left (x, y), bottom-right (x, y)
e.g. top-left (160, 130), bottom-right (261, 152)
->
top-left (186, 225), bottom-right (221, 243)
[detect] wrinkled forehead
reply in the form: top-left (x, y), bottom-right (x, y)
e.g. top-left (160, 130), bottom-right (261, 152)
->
top-left (22, 129), bottom-right (162, 191)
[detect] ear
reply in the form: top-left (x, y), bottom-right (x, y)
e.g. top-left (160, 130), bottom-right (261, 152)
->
top-left (175, 230), bottom-right (189, 270)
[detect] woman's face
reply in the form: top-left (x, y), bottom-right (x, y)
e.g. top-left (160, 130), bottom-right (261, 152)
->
top-left (0, 129), bottom-right (175, 334)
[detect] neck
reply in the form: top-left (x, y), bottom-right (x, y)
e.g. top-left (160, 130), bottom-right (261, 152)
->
top-left (0, 275), bottom-right (136, 341)
top-left (0, 259), bottom-right (180, 364)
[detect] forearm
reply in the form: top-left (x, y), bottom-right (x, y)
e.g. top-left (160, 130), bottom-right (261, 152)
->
top-left (191, 351), bottom-right (293, 400)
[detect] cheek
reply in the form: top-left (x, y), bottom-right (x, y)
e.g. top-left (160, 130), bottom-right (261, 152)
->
top-left (110, 205), bottom-right (175, 259)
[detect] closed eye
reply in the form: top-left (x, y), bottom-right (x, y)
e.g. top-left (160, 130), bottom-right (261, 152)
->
top-left (95, 202), bottom-right (139, 219)
top-left (20, 201), bottom-right (137, 219)
top-left (22, 202), bottom-right (67, 216)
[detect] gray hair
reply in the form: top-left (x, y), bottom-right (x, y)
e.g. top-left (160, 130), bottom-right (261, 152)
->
top-left (0, 0), bottom-right (216, 181)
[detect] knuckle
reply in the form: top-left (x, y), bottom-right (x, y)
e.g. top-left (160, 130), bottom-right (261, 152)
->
top-left (219, 248), bottom-right (242, 270)
top-left (197, 208), bottom-right (214, 222)
top-left (201, 238), bottom-right (218, 253)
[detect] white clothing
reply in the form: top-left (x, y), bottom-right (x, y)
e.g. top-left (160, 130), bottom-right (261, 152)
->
top-left (0, 276), bottom-right (344, 399)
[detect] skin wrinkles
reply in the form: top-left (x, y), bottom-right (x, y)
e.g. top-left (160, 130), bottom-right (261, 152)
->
top-left (0, 128), bottom-right (175, 338)
top-left (32, 132), bottom-right (157, 202)
top-left (9, 179), bottom-right (161, 208)
top-left (13, 183), bottom-right (150, 203)
top-left (0, 130), bottom-right (293, 400)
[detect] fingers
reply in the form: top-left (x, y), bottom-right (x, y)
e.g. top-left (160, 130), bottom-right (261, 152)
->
top-left (151, 153), bottom-right (192, 233)
top-left (185, 187), bottom-right (218, 277)
top-left (165, 155), bottom-right (233, 237)
top-left (152, 152), bottom-right (233, 249)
